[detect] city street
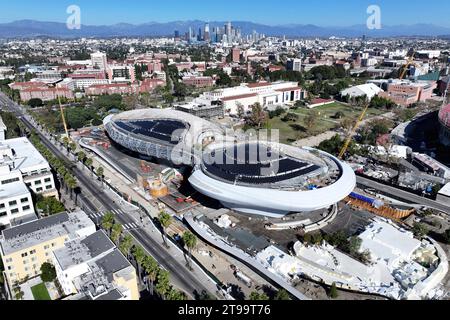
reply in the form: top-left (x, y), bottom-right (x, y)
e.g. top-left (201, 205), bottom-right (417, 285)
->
top-left (0, 91), bottom-right (221, 300)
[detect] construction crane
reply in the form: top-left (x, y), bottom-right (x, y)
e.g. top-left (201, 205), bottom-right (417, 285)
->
top-left (56, 88), bottom-right (70, 141)
top-left (399, 49), bottom-right (418, 80)
top-left (338, 101), bottom-right (370, 159)
top-left (58, 95), bottom-right (70, 140)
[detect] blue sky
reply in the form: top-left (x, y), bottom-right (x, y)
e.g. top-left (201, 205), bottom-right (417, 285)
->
top-left (1, 0), bottom-right (449, 27)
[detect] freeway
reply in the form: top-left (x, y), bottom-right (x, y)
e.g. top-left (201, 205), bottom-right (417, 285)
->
top-left (0, 91), bottom-right (218, 299)
top-left (356, 175), bottom-right (450, 214)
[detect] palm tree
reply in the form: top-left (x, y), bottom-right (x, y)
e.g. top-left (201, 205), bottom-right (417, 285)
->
top-left (69, 142), bottom-right (77, 154)
top-left (77, 151), bottom-right (86, 167)
top-left (96, 166), bottom-right (104, 187)
top-left (101, 211), bottom-right (115, 235)
top-left (85, 158), bottom-right (93, 176)
top-left (66, 176), bottom-right (78, 203)
top-left (155, 269), bottom-right (171, 300)
top-left (132, 245), bottom-right (146, 283)
top-left (249, 291), bottom-right (269, 300)
top-left (119, 235), bottom-right (133, 258)
top-left (167, 288), bottom-right (187, 300)
top-left (111, 223), bottom-right (123, 245)
top-left (142, 255), bottom-right (160, 296)
top-left (158, 211), bottom-right (172, 248)
top-left (274, 289), bottom-right (290, 300)
top-left (182, 231), bottom-right (197, 270)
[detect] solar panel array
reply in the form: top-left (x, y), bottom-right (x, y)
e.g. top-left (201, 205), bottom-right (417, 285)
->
top-left (203, 143), bottom-right (320, 185)
top-left (114, 120), bottom-right (187, 145)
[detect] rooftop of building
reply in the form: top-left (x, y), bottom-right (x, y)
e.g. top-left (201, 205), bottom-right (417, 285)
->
top-left (53, 230), bottom-right (116, 270)
top-left (0, 210), bottom-right (95, 256)
top-left (0, 137), bottom-right (50, 173)
top-left (54, 230), bottom-right (134, 300)
top-left (0, 180), bottom-right (30, 201)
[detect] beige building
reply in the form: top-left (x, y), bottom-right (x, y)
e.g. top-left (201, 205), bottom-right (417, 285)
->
top-left (0, 210), bottom-right (96, 287)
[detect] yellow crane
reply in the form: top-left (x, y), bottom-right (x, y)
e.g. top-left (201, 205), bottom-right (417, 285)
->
top-left (338, 101), bottom-right (370, 159)
top-left (56, 88), bottom-right (70, 141)
top-left (399, 49), bottom-right (417, 80)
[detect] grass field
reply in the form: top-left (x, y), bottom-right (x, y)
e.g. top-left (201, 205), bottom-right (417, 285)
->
top-left (31, 283), bottom-right (51, 301)
top-left (268, 102), bottom-right (386, 144)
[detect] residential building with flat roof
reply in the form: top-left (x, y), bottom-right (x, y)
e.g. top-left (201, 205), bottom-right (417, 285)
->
top-left (0, 210), bottom-right (96, 286)
top-left (53, 230), bottom-right (139, 300)
top-left (0, 137), bottom-right (58, 198)
top-left (0, 181), bottom-right (35, 227)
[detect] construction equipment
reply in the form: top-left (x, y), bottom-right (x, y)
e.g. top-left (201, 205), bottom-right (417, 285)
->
top-left (399, 49), bottom-right (425, 80)
top-left (338, 102), bottom-right (370, 159)
top-left (56, 89), bottom-right (70, 141)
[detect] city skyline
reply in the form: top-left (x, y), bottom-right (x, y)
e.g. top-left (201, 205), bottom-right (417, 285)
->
top-left (1, 0), bottom-right (450, 28)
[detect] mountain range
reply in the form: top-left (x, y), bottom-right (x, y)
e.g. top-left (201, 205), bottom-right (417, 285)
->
top-left (1, 19), bottom-right (450, 38)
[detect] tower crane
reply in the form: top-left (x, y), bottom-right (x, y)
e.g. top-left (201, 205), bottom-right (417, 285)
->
top-left (338, 101), bottom-right (370, 159)
top-left (56, 88), bottom-right (70, 141)
top-left (399, 49), bottom-right (420, 80)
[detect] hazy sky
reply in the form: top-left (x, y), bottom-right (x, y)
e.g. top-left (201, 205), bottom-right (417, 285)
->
top-left (1, 0), bottom-right (449, 27)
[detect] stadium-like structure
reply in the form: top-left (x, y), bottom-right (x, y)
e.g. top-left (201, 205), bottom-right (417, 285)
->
top-left (439, 104), bottom-right (450, 147)
top-left (104, 108), bottom-right (356, 217)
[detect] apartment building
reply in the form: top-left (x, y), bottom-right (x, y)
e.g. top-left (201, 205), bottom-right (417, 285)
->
top-left (0, 181), bottom-right (35, 227)
top-left (0, 211), bottom-right (96, 286)
top-left (107, 65), bottom-right (136, 83)
top-left (378, 80), bottom-right (437, 107)
top-left (53, 230), bottom-right (139, 300)
top-left (0, 137), bottom-right (58, 198)
top-left (90, 52), bottom-right (108, 70)
top-left (182, 76), bottom-right (215, 88)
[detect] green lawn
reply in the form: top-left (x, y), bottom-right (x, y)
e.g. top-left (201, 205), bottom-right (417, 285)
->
top-left (267, 102), bottom-right (386, 144)
top-left (31, 283), bottom-right (51, 301)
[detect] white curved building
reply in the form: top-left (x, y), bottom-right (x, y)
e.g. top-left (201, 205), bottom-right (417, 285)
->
top-left (189, 141), bottom-right (356, 217)
top-left (104, 109), bottom-right (356, 217)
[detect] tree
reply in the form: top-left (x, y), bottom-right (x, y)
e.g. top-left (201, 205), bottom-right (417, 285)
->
top-left (101, 211), bottom-right (115, 234)
top-left (142, 255), bottom-right (160, 296)
top-left (155, 269), bottom-right (171, 300)
top-left (333, 111), bottom-right (345, 119)
top-left (236, 102), bottom-right (245, 119)
top-left (158, 211), bottom-right (172, 247)
top-left (412, 223), bottom-right (429, 238)
top-left (96, 166), bottom-right (105, 186)
top-left (182, 231), bottom-right (197, 270)
top-left (247, 102), bottom-right (268, 129)
top-left (40, 263), bottom-right (57, 282)
top-left (85, 158), bottom-right (93, 175)
top-left (111, 223), bottom-right (123, 245)
top-left (329, 282), bottom-right (339, 299)
top-left (36, 196), bottom-right (65, 216)
top-left (249, 291), bottom-right (269, 300)
top-left (27, 98), bottom-right (43, 108)
top-left (69, 142), bottom-right (77, 153)
top-left (274, 289), bottom-right (290, 300)
top-left (304, 110), bottom-right (319, 133)
top-left (132, 245), bottom-right (146, 283)
top-left (77, 151), bottom-right (86, 164)
top-left (167, 288), bottom-right (188, 300)
top-left (119, 234), bottom-right (133, 258)
top-left (66, 176), bottom-right (78, 202)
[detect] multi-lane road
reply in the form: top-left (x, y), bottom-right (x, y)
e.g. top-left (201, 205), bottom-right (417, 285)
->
top-left (356, 176), bottom-right (450, 214)
top-left (0, 91), bottom-right (220, 300)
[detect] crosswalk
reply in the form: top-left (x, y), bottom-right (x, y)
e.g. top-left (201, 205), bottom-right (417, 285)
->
top-left (87, 209), bottom-right (140, 230)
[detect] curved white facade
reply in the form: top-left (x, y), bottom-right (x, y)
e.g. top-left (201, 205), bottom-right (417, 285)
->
top-left (189, 148), bottom-right (356, 217)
